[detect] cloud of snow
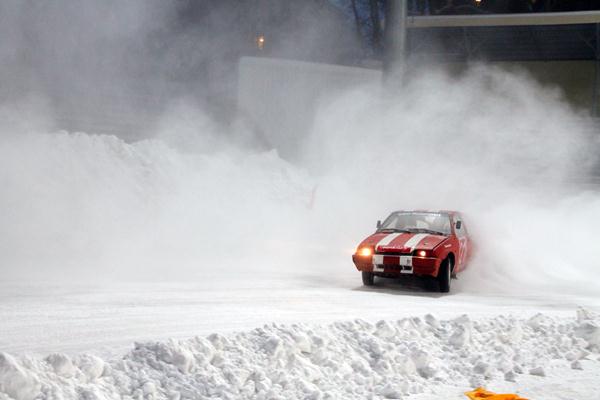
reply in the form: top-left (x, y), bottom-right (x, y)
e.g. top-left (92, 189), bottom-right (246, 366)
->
top-left (0, 2), bottom-right (598, 296)
top-left (302, 64), bottom-right (600, 294)
top-left (1, 64), bottom-right (599, 296)
top-left (0, 128), bottom-right (315, 281)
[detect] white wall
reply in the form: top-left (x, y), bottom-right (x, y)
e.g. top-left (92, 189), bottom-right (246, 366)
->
top-left (238, 57), bottom-right (382, 161)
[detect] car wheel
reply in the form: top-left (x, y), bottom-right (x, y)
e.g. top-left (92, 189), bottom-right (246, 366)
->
top-left (362, 271), bottom-right (374, 286)
top-left (438, 258), bottom-right (452, 293)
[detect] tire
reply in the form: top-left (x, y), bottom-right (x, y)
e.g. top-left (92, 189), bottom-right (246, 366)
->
top-left (438, 258), bottom-right (452, 293)
top-left (362, 271), bottom-right (374, 286)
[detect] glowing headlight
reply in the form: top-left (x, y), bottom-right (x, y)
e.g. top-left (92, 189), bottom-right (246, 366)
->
top-left (358, 247), bottom-right (373, 256)
top-left (416, 250), bottom-right (427, 257)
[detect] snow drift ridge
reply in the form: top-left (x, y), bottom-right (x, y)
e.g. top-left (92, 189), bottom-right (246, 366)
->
top-left (0, 312), bottom-right (599, 400)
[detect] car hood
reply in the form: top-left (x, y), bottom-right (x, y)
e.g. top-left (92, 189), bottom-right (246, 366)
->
top-left (358, 232), bottom-right (448, 253)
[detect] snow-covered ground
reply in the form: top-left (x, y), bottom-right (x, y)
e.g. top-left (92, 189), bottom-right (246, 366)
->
top-left (2, 275), bottom-right (600, 399)
top-left (2, 277), bottom-right (600, 358)
top-left (1, 280), bottom-right (599, 400)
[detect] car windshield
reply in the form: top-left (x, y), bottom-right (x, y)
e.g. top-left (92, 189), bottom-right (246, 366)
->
top-left (378, 212), bottom-right (451, 236)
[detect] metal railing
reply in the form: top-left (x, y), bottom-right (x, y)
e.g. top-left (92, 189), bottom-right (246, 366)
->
top-left (408, 9), bottom-right (600, 28)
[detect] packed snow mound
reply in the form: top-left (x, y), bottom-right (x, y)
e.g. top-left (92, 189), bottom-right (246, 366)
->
top-left (0, 131), bottom-right (316, 279)
top-left (1, 311), bottom-right (598, 400)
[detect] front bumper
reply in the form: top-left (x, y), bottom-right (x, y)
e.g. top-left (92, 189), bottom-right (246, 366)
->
top-left (352, 253), bottom-right (440, 277)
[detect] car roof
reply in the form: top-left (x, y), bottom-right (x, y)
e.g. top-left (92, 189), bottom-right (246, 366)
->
top-left (392, 210), bottom-right (459, 215)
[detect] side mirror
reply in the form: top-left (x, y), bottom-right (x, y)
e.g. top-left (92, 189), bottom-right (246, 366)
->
top-left (376, 220), bottom-right (382, 229)
top-left (455, 221), bottom-right (462, 230)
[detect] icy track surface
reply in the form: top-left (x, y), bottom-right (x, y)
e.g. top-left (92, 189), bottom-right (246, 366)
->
top-left (3, 278), bottom-right (600, 357)
top-left (1, 310), bottom-right (599, 400)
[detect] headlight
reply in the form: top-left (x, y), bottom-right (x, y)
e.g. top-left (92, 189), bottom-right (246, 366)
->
top-left (357, 247), bottom-right (373, 256)
top-left (415, 249), bottom-right (429, 257)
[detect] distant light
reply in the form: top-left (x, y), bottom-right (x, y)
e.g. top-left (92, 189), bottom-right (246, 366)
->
top-left (256, 35), bottom-right (265, 50)
top-left (474, 0), bottom-right (482, 4)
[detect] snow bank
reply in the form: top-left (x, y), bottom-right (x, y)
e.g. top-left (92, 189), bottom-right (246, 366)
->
top-left (0, 131), bottom-right (314, 279)
top-left (1, 311), bottom-right (598, 400)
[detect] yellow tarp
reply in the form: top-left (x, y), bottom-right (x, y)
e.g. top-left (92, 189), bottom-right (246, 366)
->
top-left (465, 387), bottom-right (528, 400)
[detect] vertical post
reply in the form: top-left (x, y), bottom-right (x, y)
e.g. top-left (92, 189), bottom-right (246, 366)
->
top-left (383, 0), bottom-right (408, 83)
top-left (594, 23), bottom-right (600, 117)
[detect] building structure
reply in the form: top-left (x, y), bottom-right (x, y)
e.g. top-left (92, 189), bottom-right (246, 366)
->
top-left (387, 1), bottom-right (600, 114)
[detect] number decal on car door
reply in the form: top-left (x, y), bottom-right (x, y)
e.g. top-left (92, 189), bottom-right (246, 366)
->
top-left (458, 237), bottom-right (468, 268)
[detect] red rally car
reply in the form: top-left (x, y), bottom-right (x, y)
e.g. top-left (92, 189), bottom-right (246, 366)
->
top-left (352, 210), bottom-right (471, 293)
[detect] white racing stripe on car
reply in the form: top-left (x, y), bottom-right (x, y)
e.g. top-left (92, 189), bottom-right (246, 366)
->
top-left (372, 233), bottom-right (425, 274)
top-left (403, 233), bottom-right (429, 252)
top-left (375, 233), bottom-right (402, 250)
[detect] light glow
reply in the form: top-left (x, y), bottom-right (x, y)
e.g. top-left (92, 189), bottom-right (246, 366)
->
top-left (358, 247), bottom-right (373, 256)
top-left (256, 35), bottom-right (265, 50)
top-left (417, 250), bottom-right (427, 257)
